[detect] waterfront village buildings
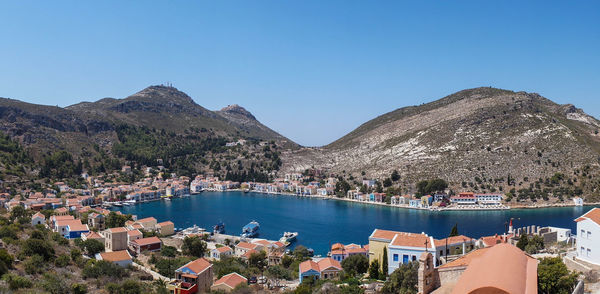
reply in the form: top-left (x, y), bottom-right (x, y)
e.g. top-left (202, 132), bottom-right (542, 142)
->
top-left (575, 207), bottom-right (600, 265)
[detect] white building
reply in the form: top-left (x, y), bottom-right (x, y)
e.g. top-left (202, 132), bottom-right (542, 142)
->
top-left (31, 212), bottom-right (46, 226)
top-left (575, 208), bottom-right (600, 265)
top-left (387, 232), bottom-right (436, 275)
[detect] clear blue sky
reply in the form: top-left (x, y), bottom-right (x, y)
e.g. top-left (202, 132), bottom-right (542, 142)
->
top-left (1, 1), bottom-right (599, 146)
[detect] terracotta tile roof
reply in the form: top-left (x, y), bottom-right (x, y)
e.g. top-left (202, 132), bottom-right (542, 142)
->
top-left (127, 229), bottom-right (142, 237)
top-left (434, 235), bottom-right (474, 247)
top-left (55, 207), bottom-right (68, 213)
top-left (68, 223), bottom-right (89, 231)
top-left (178, 258), bottom-right (212, 275)
top-left (216, 246), bottom-right (232, 253)
top-left (450, 244), bottom-right (537, 294)
top-left (479, 234), bottom-right (510, 247)
top-left (52, 215), bottom-right (75, 221)
top-left (300, 258), bottom-right (342, 273)
top-left (253, 240), bottom-right (271, 247)
top-left (438, 247), bottom-right (491, 269)
top-left (157, 221), bottom-right (174, 227)
top-left (107, 227), bottom-right (127, 233)
top-left (317, 258), bottom-right (342, 271)
top-left (575, 208), bottom-right (600, 226)
top-left (242, 249), bottom-right (258, 259)
top-left (370, 229), bottom-right (402, 241)
top-left (213, 272), bottom-right (247, 289)
top-left (99, 250), bottom-right (131, 262)
top-left (132, 236), bottom-right (162, 246)
top-left (56, 219), bottom-right (83, 227)
top-left (299, 260), bottom-right (319, 273)
top-left (83, 231), bottom-right (104, 239)
top-left (331, 243), bottom-right (344, 250)
top-left (136, 217), bottom-right (157, 223)
top-left (390, 232), bottom-right (434, 249)
top-left (236, 242), bottom-right (258, 250)
top-left (273, 241), bottom-right (286, 248)
top-left (32, 212), bottom-right (45, 219)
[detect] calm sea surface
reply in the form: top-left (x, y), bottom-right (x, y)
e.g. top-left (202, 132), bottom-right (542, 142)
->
top-left (113, 191), bottom-right (597, 255)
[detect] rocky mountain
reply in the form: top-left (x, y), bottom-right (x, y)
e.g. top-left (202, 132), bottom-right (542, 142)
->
top-left (281, 87), bottom-right (600, 195)
top-left (0, 85), bottom-right (297, 160)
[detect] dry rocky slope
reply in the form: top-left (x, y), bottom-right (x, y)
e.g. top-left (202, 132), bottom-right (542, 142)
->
top-left (282, 87), bottom-right (600, 193)
top-left (0, 85), bottom-right (297, 159)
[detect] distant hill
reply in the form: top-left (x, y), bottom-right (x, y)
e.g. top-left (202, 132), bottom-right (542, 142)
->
top-left (282, 87), bottom-right (600, 198)
top-left (0, 85), bottom-right (296, 179)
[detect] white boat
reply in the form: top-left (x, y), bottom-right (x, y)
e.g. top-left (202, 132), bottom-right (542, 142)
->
top-left (279, 232), bottom-right (298, 245)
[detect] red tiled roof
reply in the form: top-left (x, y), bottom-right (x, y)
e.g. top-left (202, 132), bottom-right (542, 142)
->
top-left (107, 227), bottom-right (127, 233)
top-left (216, 246), bottom-right (232, 253)
top-left (450, 244), bottom-right (537, 294)
top-left (157, 221), bottom-right (174, 227)
top-left (236, 242), bottom-right (258, 250)
top-left (575, 208), bottom-right (600, 226)
top-left (370, 229), bottom-right (402, 241)
top-left (390, 232), bottom-right (434, 249)
top-left (178, 258), bottom-right (212, 275)
top-left (213, 272), bottom-right (247, 289)
top-left (132, 236), bottom-right (162, 246)
top-left (127, 229), bottom-right (142, 237)
top-left (434, 235), bottom-right (473, 247)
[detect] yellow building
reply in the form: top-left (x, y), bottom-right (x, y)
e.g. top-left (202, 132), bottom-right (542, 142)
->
top-left (368, 229), bottom-right (402, 266)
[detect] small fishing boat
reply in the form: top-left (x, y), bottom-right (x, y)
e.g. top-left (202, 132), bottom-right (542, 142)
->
top-left (213, 222), bottom-right (225, 234)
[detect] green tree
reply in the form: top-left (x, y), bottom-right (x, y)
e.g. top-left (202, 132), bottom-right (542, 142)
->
top-left (391, 170), bottom-right (400, 182)
top-left (516, 234), bottom-right (529, 251)
top-left (341, 254), bottom-right (369, 276)
top-left (538, 257), bottom-right (578, 294)
top-left (449, 223), bottom-right (459, 237)
top-left (182, 236), bottom-right (207, 257)
top-left (81, 239), bottom-right (105, 255)
top-left (382, 248), bottom-right (389, 279)
top-left (382, 261), bottom-right (419, 294)
top-left (248, 251), bottom-right (267, 269)
top-left (369, 259), bottom-right (381, 280)
top-left (105, 212), bottom-right (132, 228)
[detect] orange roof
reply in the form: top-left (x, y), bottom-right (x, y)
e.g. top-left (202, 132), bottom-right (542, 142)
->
top-left (68, 223), bottom-right (89, 231)
top-left (55, 207), bottom-right (68, 213)
top-left (157, 221), bottom-right (174, 227)
top-left (450, 244), bottom-right (537, 294)
top-left (132, 236), bottom-right (162, 246)
top-left (136, 217), bottom-right (157, 223)
top-left (479, 234), bottom-right (510, 247)
top-left (438, 247), bottom-right (491, 269)
top-left (253, 240), bottom-right (271, 247)
top-left (300, 258), bottom-right (342, 273)
top-left (107, 227), bottom-right (127, 233)
top-left (331, 243), bottom-right (344, 250)
top-left (178, 258), bottom-right (212, 275)
top-left (370, 229), bottom-right (402, 241)
top-left (390, 232), bottom-right (434, 249)
top-left (216, 246), bottom-right (232, 253)
top-left (83, 231), bottom-right (104, 240)
top-left (56, 219), bottom-right (83, 227)
top-left (299, 260), bottom-right (319, 273)
top-left (242, 249), bottom-right (258, 259)
top-left (434, 235), bottom-right (473, 247)
top-left (52, 215), bottom-right (75, 221)
top-left (99, 250), bottom-right (131, 262)
top-left (32, 212), bottom-right (45, 219)
top-left (127, 229), bottom-right (142, 237)
top-left (236, 242), bottom-right (258, 250)
top-left (575, 208), bottom-right (600, 225)
top-left (317, 258), bottom-right (342, 271)
top-left (213, 272), bottom-right (247, 289)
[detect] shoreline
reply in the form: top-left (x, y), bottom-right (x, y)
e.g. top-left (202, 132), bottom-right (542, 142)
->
top-left (195, 189), bottom-right (600, 212)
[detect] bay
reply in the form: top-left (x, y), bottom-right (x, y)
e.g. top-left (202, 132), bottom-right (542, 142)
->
top-left (113, 191), bottom-right (597, 255)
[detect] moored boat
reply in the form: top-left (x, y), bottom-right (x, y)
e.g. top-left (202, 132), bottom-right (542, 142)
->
top-left (213, 222), bottom-right (225, 234)
top-left (279, 232), bottom-right (298, 246)
top-left (241, 221), bottom-right (260, 238)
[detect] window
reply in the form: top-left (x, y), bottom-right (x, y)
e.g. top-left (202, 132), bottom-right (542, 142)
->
top-left (588, 249), bottom-right (591, 257)
top-left (581, 230), bottom-right (586, 238)
top-left (393, 254), bottom-right (398, 262)
top-left (412, 256), bottom-right (416, 261)
top-left (581, 247), bottom-right (585, 256)
top-left (587, 231), bottom-right (591, 239)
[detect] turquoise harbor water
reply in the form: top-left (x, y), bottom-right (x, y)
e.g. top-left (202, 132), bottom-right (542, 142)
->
top-left (114, 191), bottom-right (597, 255)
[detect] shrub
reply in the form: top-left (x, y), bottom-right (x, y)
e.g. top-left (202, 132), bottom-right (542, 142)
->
top-left (2, 273), bottom-right (33, 290)
top-left (82, 260), bottom-right (128, 279)
top-left (0, 249), bottom-right (14, 269)
top-left (22, 238), bottom-right (55, 261)
top-left (182, 236), bottom-right (207, 257)
top-left (55, 254), bottom-right (71, 267)
top-left (39, 272), bottom-right (70, 294)
top-left (161, 245), bottom-right (177, 257)
top-left (24, 254), bottom-right (45, 274)
top-left (72, 283), bottom-right (88, 294)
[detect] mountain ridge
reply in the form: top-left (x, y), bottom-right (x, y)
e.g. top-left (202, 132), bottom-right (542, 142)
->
top-left (281, 87), bottom-right (600, 198)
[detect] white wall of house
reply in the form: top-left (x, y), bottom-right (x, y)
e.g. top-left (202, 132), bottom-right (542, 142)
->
top-left (576, 219), bottom-right (600, 265)
top-left (387, 246), bottom-right (436, 275)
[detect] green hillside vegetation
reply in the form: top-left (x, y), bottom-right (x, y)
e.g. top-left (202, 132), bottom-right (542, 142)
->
top-left (0, 132), bottom-right (33, 180)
